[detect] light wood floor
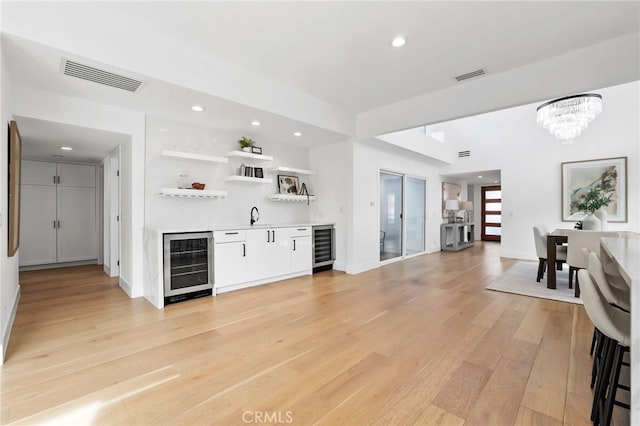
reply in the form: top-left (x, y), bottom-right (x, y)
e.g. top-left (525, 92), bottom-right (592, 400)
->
top-left (1, 242), bottom-right (627, 425)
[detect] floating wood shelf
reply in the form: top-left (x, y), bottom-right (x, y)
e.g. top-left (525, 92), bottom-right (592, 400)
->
top-left (159, 188), bottom-right (228, 198)
top-left (269, 166), bottom-right (313, 175)
top-left (226, 151), bottom-right (274, 162)
top-left (268, 194), bottom-right (316, 202)
top-left (161, 150), bottom-right (228, 164)
top-left (224, 176), bottom-right (273, 184)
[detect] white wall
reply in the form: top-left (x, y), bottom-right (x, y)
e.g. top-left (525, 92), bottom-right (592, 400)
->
top-left (440, 81), bottom-right (640, 260)
top-left (145, 116), bottom-right (313, 229)
top-left (378, 127), bottom-right (455, 164)
top-left (348, 139), bottom-right (444, 274)
top-left (0, 6), bottom-right (21, 364)
top-left (309, 139), bottom-right (351, 271)
top-left (10, 86), bottom-right (146, 297)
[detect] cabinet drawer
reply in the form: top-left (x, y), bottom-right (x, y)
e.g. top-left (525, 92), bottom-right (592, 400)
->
top-left (289, 226), bottom-right (311, 237)
top-left (214, 230), bottom-right (246, 243)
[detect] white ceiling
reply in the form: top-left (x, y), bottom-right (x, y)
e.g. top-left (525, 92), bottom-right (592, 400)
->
top-left (2, 1), bottom-right (639, 161)
top-left (17, 116), bottom-right (128, 164)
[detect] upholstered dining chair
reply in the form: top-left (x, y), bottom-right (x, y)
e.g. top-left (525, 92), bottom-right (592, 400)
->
top-left (566, 230), bottom-right (620, 297)
top-left (533, 225), bottom-right (567, 282)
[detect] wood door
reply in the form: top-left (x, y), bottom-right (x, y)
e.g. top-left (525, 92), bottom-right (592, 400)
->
top-left (481, 185), bottom-right (502, 242)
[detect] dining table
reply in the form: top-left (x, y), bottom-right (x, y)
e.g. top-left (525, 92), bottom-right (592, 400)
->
top-left (546, 229), bottom-right (570, 289)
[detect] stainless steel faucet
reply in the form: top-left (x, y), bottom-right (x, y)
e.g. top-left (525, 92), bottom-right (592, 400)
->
top-left (250, 206), bottom-right (259, 225)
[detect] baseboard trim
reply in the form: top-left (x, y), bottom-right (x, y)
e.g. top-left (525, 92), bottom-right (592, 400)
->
top-left (333, 260), bottom-right (346, 271)
top-left (346, 261), bottom-right (379, 275)
top-left (20, 259), bottom-right (98, 271)
top-left (1, 285), bottom-right (21, 365)
top-left (501, 250), bottom-right (537, 262)
top-left (103, 264), bottom-right (111, 276)
top-left (119, 276), bottom-right (133, 297)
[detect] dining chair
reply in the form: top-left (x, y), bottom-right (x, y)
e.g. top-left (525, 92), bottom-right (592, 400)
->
top-left (533, 225), bottom-right (566, 282)
top-left (566, 230), bottom-right (620, 297)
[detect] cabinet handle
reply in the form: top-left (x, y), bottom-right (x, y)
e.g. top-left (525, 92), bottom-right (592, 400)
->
top-left (267, 230), bottom-right (270, 243)
top-left (293, 239), bottom-right (296, 251)
top-left (53, 176), bottom-right (56, 184)
top-left (57, 220), bottom-right (61, 228)
top-left (272, 230), bottom-right (275, 242)
top-left (242, 243), bottom-right (246, 257)
top-left (53, 220), bottom-right (57, 229)
top-left (297, 228), bottom-right (307, 231)
top-left (225, 232), bottom-right (239, 235)
top-left (57, 176), bottom-right (61, 184)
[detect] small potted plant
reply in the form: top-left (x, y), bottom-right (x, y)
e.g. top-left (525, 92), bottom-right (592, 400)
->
top-left (573, 173), bottom-right (615, 230)
top-left (238, 136), bottom-right (255, 152)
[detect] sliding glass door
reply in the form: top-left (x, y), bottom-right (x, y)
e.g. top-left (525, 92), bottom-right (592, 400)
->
top-left (379, 172), bottom-right (403, 261)
top-left (406, 177), bottom-right (426, 255)
top-left (379, 171), bottom-right (426, 261)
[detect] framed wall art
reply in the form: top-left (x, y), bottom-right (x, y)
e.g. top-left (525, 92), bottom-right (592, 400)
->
top-left (278, 175), bottom-right (299, 194)
top-left (442, 182), bottom-right (461, 218)
top-left (8, 120), bottom-right (22, 257)
top-left (561, 156), bottom-right (627, 222)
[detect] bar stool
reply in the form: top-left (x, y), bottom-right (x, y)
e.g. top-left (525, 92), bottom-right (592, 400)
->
top-left (578, 269), bottom-right (630, 425)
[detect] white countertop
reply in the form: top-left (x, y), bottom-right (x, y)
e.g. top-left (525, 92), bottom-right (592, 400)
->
top-left (145, 222), bottom-right (334, 234)
top-left (600, 234), bottom-right (639, 424)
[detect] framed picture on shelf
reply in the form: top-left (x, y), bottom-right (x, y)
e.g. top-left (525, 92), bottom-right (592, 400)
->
top-left (561, 156), bottom-right (627, 222)
top-left (251, 146), bottom-right (263, 155)
top-left (278, 175), bottom-right (299, 194)
top-left (254, 167), bottom-right (264, 179)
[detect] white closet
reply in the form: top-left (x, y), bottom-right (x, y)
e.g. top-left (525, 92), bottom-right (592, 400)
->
top-left (20, 160), bottom-right (97, 267)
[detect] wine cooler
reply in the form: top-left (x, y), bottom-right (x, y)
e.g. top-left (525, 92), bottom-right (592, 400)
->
top-left (163, 232), bottom-right (213, 304)
top-left (312, 225), bottom-right (335, 273)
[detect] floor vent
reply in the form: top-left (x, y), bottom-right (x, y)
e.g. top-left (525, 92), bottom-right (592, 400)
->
top-left (458, 150), bottom-right (471, 158)
top-left (61, 58), bottom-right (145, 92)
top-left (454, 68), bottom-right (487, 82)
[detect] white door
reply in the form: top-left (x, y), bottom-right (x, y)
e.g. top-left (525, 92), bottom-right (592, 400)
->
top-left (22, 160), bottom-right (57, 186)
top-left (57, 186), bottom-right (97, 262)
top-left (57, 163), bottom-right (96, 187)
top-left (214, 241), bottom-right (246, 287)
top-left (19, 185), bottom-right (57, 266)
top-left (291, 236), bottom-right (312, 273)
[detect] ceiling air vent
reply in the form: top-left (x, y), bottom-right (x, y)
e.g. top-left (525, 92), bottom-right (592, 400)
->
top-left (61, 58), bottom-right (145, 92)
top-left (454, 68), bottom-right (487, 82)
top-left (458, 150), bottom-right (471, 158)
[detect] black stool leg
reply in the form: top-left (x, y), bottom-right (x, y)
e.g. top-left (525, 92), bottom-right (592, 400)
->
top-left (603, 344), bottom-right (627, 426)
top-left (592, 337), bottom-right (615, 423)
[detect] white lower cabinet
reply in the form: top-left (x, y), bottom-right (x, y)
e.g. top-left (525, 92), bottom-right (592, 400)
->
top-left (213, 226), bottom-right (312, 291)
top-left (291, 235), bottom-right (312, 273)
top-left (213, 231), bottom-right (246, 288)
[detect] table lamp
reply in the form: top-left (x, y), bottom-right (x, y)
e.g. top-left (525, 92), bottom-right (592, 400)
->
top-left (459, 201), bottom-right (473, 223)
top-left (445, 199), bottom-right (459, 223)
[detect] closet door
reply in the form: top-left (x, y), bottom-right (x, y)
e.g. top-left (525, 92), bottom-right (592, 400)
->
top-left (57, 163), bottom-right (96, 187)
top-left (22, 160), bottom-right (57, 186)
top-left (57, 186), bottom-right (97, 262)
top-left (19, 185), bottom-right (57, 266)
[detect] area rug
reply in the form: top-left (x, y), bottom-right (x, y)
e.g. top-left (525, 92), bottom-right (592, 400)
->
top-left (486, 262), bottom-right (583, 305)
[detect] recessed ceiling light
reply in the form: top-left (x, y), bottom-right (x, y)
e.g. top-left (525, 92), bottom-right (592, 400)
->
top-left (159, 127), bottom-right (168, 132)
top-left (52, 154), bottom-right (64, 159)
top-left (477, 175), bottom-right (483, 178)
top-left (191, 105), bottom-right (204, 112)
top-left (391, 36), bottom-right (406, 48)
top-left (250, 120), bottom-right (261, 126)
top-left (293, 132), bottom-right (302, 137)
top-left (59, 146), bottom-right (73, 151)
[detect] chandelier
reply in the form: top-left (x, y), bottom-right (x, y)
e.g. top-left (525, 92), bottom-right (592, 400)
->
top-left (536, 93), bottom-right (602, 143)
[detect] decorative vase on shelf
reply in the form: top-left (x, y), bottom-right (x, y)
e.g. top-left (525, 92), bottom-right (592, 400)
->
top-left (582, 213), bottom-right (601, 231)
top-left (242, 147), bottom-right (252, 152)
top-left (594, 208), bottom-right (608, 230)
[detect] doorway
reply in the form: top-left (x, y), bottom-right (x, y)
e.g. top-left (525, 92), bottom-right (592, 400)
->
top-left (481, 185), bottom-right (502, 241)
top-left (379, 171), bottom-right (426, 261)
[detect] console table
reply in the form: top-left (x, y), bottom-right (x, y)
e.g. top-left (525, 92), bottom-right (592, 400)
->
top-left (441, 223), bottom-right (475, 251)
